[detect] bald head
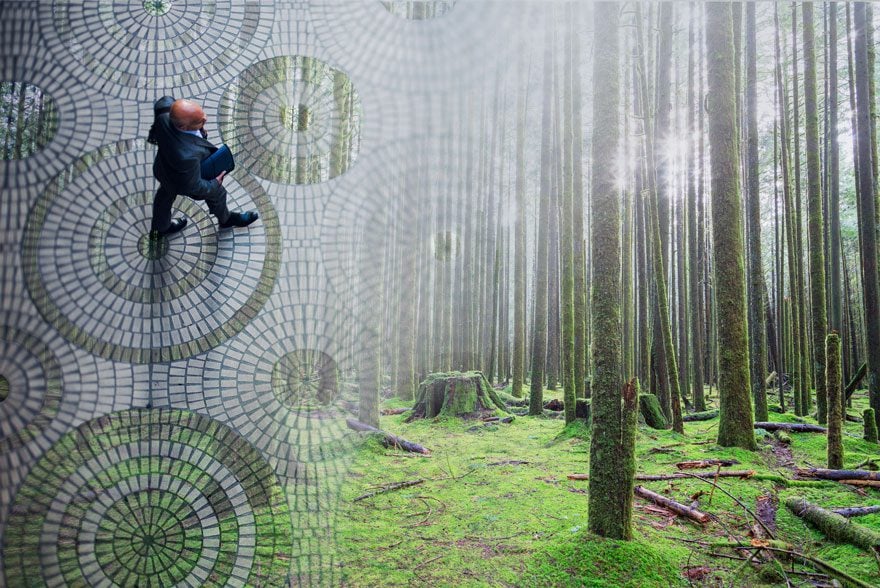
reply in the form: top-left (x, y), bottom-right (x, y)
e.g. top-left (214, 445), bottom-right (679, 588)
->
top-left (169, 99), bottom-right (206, 131)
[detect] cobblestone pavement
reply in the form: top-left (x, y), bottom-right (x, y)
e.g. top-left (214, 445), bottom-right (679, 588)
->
top-left (0, 1), bottom-right (523, 584)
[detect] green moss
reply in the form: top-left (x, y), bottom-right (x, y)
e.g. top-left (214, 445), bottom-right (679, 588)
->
top-left (521, 533), bottom-right (684, 588)
top-left (331, 392), bottom-right (880, 587)
top-left (864, 408), bottom-right (878, 443)
top-left (639, 394), bottom-right (667, 429)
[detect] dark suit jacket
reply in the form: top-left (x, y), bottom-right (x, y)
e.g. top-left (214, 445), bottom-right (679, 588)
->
top-left (149, 96), bottom-right (226, 200)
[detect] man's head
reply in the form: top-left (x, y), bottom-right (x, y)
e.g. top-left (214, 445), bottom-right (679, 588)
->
top-left (169, 99), bottom-right (207, 131)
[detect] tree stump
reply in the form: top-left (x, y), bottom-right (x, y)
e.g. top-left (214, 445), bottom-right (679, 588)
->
top-left (407, 371), bottom-right (508, 420)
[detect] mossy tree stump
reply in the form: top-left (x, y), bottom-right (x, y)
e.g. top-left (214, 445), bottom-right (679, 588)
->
top-left (407, 371), bottom-right (508, 420)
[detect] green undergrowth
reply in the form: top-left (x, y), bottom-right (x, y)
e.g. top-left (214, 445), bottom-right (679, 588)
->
top-left (334, 387), bottom-right (880, 587)
top-left (521, 533), bottom-right (683, 587)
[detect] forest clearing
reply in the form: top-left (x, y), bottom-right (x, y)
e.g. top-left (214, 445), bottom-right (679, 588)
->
top-left (335, 386), bottom-right (880, 587)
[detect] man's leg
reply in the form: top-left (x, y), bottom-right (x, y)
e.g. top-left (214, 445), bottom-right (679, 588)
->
top-left (193, 188), bottom-right (230, 225)
top-left (151, 185), bottom-right (176, 233)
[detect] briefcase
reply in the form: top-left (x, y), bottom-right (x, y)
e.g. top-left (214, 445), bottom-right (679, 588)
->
top-left (200, 144), bottom-right (235, 179)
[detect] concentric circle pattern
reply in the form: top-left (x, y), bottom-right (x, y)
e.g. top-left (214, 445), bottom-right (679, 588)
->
top-left (0, 321), bottom-right (61, 455)
top-left (219, 55), bottom-right (361, 185)
top-left (168, 302), bottom-right (361, 475)
top-left (23, 139), bottom-right (281, 364)
top-left (272, 349), bottom-right (339, 409)
top-left (38, 1), bottom-right (275, 101)
top-left (2, 408), bottom-right (293, 587)
top-left (0, 53), bottom-right (103, 191)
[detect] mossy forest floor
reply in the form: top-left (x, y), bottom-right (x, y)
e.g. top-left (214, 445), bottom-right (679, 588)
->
top-left (334, 387), bottom-right (880, 587)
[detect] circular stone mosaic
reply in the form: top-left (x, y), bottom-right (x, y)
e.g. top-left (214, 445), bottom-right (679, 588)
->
top-left (272, 349), bottom-right (339, 409)
top-left (0, 321), bottom-right (61, 455)
top-left (38, 1), bottom-right (274, 101)
top-left (219, 55), bottom-right (361, 185)
top-left (167, 303), bottom-right (362, 476)
top-left (2, 409), bottom-right (293, 587)
top-left (22, 139), bottom-right (281, 364)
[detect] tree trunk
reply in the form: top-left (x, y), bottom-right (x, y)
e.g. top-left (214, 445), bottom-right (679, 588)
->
top-left (854, 2), bottom-right (880, 434)
top-left (529, 15), bottom-right (554, 415)
top-left (746, 2), bottom-right (768, 422)
top-left (802, 2), bottom-right (828, 424)
top-left (588, 2), bottom-right (636, 541)
top-left (707, 2), bottom-right (756, 450)
top-left (826, 333), bottom-right (843, 469)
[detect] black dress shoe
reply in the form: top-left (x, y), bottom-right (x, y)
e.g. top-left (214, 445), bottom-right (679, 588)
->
top-left (219, 210), bottom-right (259, 229)
top-left (157, 217), bottom-right (187, 236)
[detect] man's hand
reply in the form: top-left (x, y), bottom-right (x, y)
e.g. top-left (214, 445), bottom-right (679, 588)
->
top-left (216, 171), bottom-right (226, 185)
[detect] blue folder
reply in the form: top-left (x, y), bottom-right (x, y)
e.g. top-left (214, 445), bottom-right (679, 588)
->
top-left (200, 144), bottom-right (235, 179)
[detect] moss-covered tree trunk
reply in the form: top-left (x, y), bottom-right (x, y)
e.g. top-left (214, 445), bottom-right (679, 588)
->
top-left (746, 3), bottom-right (768, 423)
top-left (707, 2), bottom-right (756, 451)
top-left (588, 2), bottom-right (636, 541)
top-left (512, 53), bottom-right (528, 400)
top-left (560, 5), bottom-right (576, 424)
top-left (775, 4), bottom-right (802, 417)
top-left (803, 3), bottom-right (829, 424)
top-left (570, 13), bottom-right (588, 402)
top-left (826, 333), bottom-right (843, 469)
top-left (688, 5), bottom-right (706, 413)
top-left (408, 372), bottom-right (507, 420)
top-left (529, 14), bottom-right (553, 416)
top-left (854, 2), bottom-right (880, 435)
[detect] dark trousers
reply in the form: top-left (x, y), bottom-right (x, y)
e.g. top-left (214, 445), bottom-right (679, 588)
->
top-left (151, 185), bottom-right (231, 232)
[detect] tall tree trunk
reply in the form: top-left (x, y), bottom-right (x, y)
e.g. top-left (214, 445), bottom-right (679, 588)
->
top-left (529, 14), bottom-right (554, 415)
top-left (802, 2), bottom-right (829, 424)
top-left (589, 1), bottom-right (636, 540)
top-left (828, 3), bottom-right (843, 346)
top-left (791, 3), bottom-right (813, 415)
top-left (776, 4), bottom-right (804, 417)
top-left (512, 56), bottom-right (529, 399)
top-left (707, 2), bottom-right (757, 450)
top-left (687, 2), bottom-right (706, 412)
top-left (571, 10), bottom-right (588, 401)
top-left (637, 3), bottom-right (683, 432)
top-left (560, 4), bottom-right (576, 424)
top-left (853, 2), bottom-right (880, 433)
top-left (746, 2), bottom-right (768, 422)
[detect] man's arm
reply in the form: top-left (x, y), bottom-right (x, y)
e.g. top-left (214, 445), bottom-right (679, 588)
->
top-left (179, 156), bottom-right (226, 198)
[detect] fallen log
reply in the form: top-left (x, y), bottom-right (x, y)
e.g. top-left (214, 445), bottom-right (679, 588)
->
top-left (682, 410), bottom-right (718, 422)
top-left (784, 497), bottom-right (880, 556)
top-left (706, 540), bottom-right (875, 588)
top-left (754, 422), bottom-right (826, 433)
top-left (845, 362), bottom-right (867, 401)
top-left (381, 408), bottom-right (410, 416)
top-left (796, 468), bottom-right (880, 482)
top-left (568, 470), bottom-right (755, 482)
top-left (838, 479), bottom-right (880, 488)
top-left (676, 459), bottom-right (738, 470)
top-left (634, 485), bottom-right (711, 524)
top-left (346, 419), bottom-right (431, 455)
top-left (832, 505), bottom-right (880, 518)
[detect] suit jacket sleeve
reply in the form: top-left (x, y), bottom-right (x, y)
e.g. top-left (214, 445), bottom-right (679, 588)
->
top-left (178, 156), bottom-right (224, 198)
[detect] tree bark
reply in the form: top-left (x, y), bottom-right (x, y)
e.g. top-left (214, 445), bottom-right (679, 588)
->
top-left (853, 2), bottom-right (880, 435)
top-left (588, 2), bottom-right (635, 541)
top-left (707, 3), bottom-right (756, 450)
top-left (803, 3), bottom-right (829, 424)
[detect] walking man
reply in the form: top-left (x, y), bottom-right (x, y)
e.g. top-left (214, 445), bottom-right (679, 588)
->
top-left (149, 96), bottom-right (257, 235)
